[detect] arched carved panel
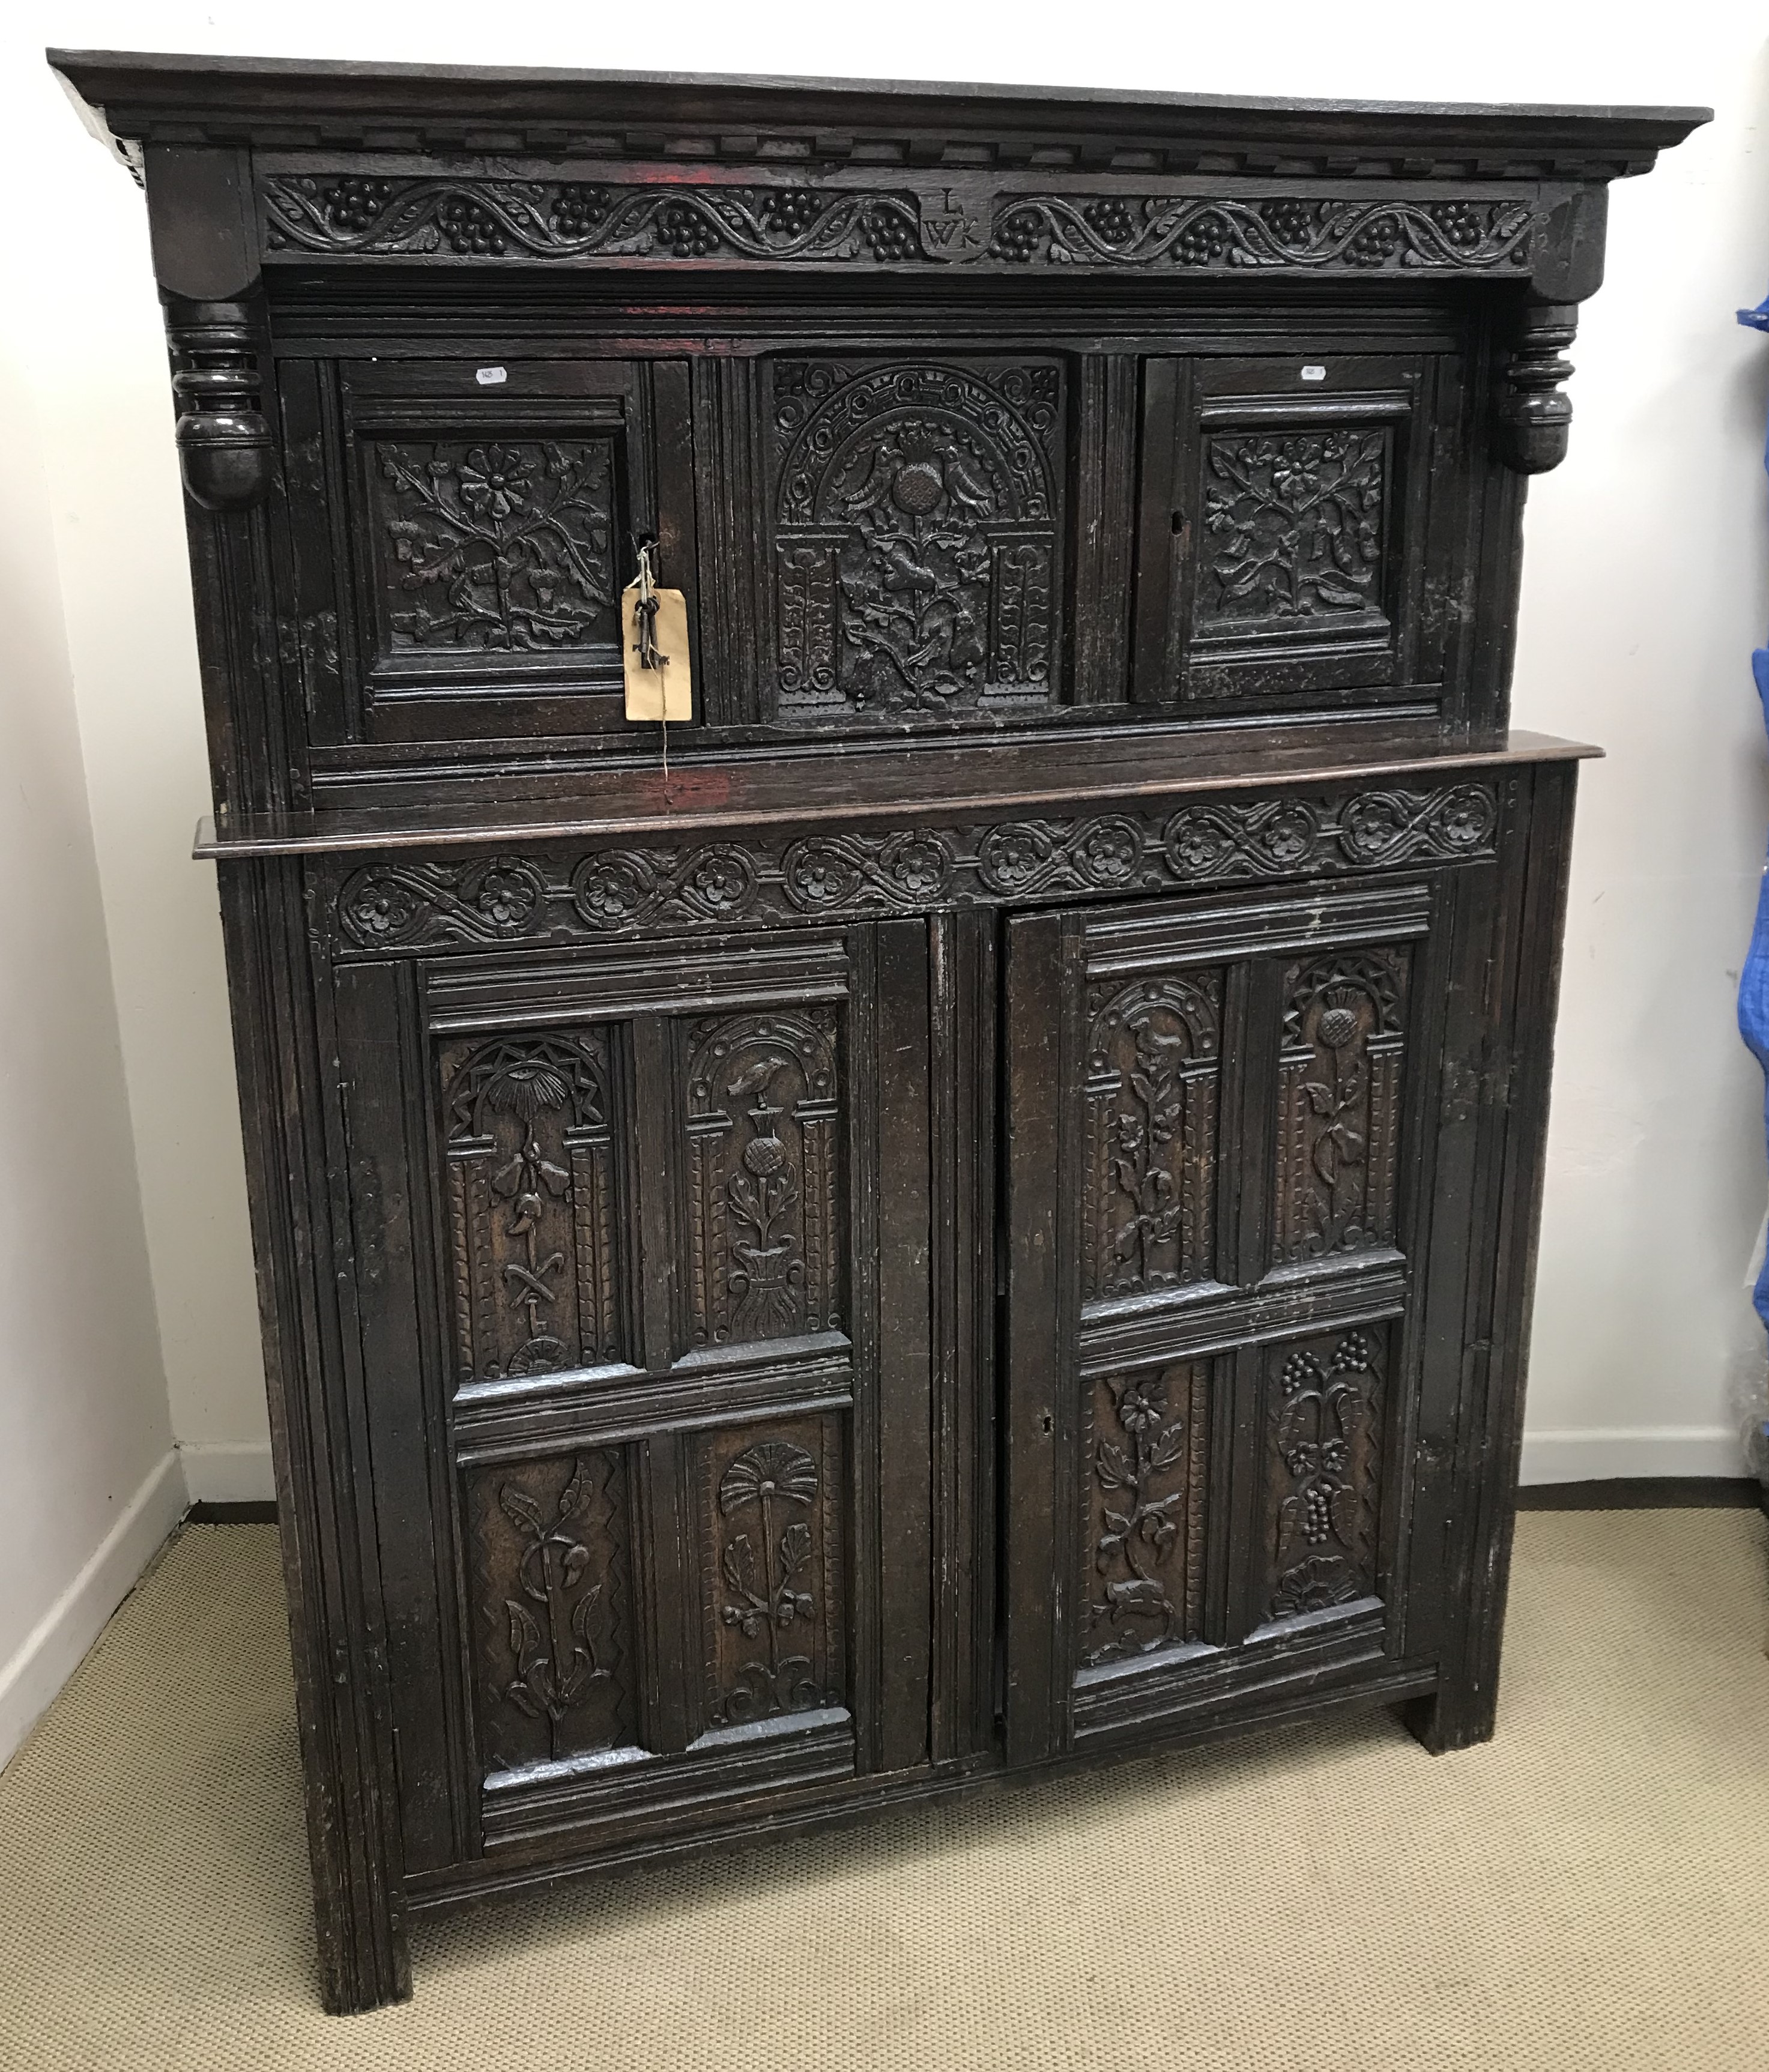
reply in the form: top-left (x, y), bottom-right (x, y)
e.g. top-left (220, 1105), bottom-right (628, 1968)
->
top-left (438, 1031), bottom-right (626, 1385)
top-left (682, 1007), bottom-right (845, 1350)
top-left (1273, 947), bottom-right (1411, 1267)
top-left (1082, 971), bottom-right (1223, 1300)
top-left (767, 358), bottom-right (1065, 719)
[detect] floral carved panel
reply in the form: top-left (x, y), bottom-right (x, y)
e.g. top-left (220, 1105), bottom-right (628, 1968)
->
top-left (1273, 947), bottom-right (1411, 1267)
top-left (465, 1450), bottom-right (633, 1775)
top-left (438, 1031), bottom-right (625, 1386)
top-left (698, 1417), bottom-right (845, 1730)
top-left (1083, 973), bottom-right (1223, 1301)
top-left (1262, 1326), bottom-right (1386, 1622)
top-left (1081, 1362), bottom-right (1209, 1670)
top-left (1200, 428), bottom-right (1390, 632)
top-left (767, 358), bottom-right (1065, 717)
top-left (364, 436), bottom-right (619, 669)
top-left (682, 1009), bottom-right (844, 1350)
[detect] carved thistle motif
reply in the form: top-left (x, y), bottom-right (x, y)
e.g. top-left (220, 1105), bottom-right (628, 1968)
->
top-left (467, 1451), bottom-right (629, 1772)
top-left (330, 782), bottom-right (1501, 952)
top-left (262, 176), bottom-right (1531, 276)
top-left (1083, 1364), bottom-right (1208, 1668)
top-left (769, 359), bottom-right (1062, 714)
top-left (704, 1423), bottom-right (842, 1727)
top-left (1274, 949), bottom-right (1410, 1266)
top-left (685, 1012), bottom-right (842, 1349)
top-left (1201, 429), bottom-right (1388, 628)
top-left (368, 439), bottom-right (617, 656)
top-left (1266, 1328), bottom-right (1385, 1621)
top-left (1083, 975), bottom-right (1222, 1300)
top-left (440, 1033), bottom-right (622, 1383)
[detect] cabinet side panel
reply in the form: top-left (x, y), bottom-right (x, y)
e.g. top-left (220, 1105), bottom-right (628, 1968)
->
top-left (216, 861), bottom-right (410, 2010)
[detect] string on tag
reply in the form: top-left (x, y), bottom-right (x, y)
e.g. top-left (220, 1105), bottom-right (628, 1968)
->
top-left (633, 534), bottom-right (670, 787)
top-left (634, 537), bottom-right (667, 672)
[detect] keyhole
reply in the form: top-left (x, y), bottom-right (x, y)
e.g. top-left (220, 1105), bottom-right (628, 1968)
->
top-left (1171, 510), bottom-right (1185, 535)
top-left (1039, 1412), bottom-right (1053, 1434)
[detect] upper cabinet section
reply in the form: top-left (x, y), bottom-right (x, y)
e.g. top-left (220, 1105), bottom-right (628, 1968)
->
top-left (51, 53), bottom-right (1707, 816)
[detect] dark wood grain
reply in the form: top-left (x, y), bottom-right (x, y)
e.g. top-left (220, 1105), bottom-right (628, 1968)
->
top-left (56, 52), bottom-right (1689, 2010)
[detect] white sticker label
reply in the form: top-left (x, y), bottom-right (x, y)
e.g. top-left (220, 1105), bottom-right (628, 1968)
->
top-left (475, 366), bottom-right (508, 386)
top-left (1301, 364), bottom-right (1327, 382)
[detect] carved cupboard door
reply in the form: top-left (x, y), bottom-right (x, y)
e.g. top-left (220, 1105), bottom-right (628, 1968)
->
top-left (273, 354), bottom-right (695, 773)
top-left (1132, 349), bottom-right (1471, 713)
top-left (1000, 862), bottom-right (1488, 1762)
top-left (325, 919), bottom-right (933, 1881)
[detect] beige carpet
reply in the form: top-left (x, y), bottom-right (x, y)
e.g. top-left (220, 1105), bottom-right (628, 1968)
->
top-left (1, 1510), bottom-right (1765, 2068)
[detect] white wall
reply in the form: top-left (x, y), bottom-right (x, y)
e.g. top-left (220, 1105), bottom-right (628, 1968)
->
top-left (0, 24), bottom-right (180, 1769)
top-left (7, 0), bottom-right (1769, 1494)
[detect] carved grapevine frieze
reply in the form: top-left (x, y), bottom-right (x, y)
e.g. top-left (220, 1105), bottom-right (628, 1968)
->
top-left (1083, 1364), bottom-right (1208, 1667)
top-left (990, 195), bottom-right (1530, 270)
top-left (264, 176), bottom-right (923, 262)
top-left (329, 782), bottom-right (1501, 953)
top-left (1267, 1329), bottom-right (1385, 1620)
top-left (467, 1451), bottom-right (629, 1772)
top-left (685, 1012), bottom-right (842, 1349)
top-left (706, 1428), bottom-right (840, 1726)
top-left (441, 1033), bottom-right (621, 1382)
top-left (770, 360), bottom-right (1062, 714)
top-left (1083, 974), bottom-right (1222, 1299)
top-left (262, 175), bottom-right (1531, 275)
top-left (1274, 949), bottom-right (1409, 1266)
top-left (369, 438), bottom-right (617, 654)
top-left (1201, 429), bottom-right (1387, 626)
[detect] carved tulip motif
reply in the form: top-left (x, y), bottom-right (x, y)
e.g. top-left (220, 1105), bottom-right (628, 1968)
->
top-left (497, 1459), bottom-right (611, 1758)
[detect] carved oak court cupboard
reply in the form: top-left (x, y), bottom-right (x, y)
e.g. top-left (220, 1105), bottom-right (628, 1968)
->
top-left (52, 50), bottom-right (1704, 2011)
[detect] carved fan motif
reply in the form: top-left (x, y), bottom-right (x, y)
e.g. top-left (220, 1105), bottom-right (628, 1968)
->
top-left (707, 1430), bottom-right (839, 1726)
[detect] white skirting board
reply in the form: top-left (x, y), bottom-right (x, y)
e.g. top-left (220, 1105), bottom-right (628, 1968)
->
top-left (1518, 1427), bottom-right (1747, 1484)
top-left (0, 1449), bottom-right (187, 1773)
top-left (175, 1440), bottom-right (276, 1506)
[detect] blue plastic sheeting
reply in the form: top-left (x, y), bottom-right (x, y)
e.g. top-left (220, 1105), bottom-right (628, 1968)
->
top-left (1737, 287), bottom-right (1769, 1334)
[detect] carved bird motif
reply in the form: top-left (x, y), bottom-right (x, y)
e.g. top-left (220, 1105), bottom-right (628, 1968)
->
top-left (942, 448), bottom-right (994, 514)
top-left (725, 1055), bottom-right (792, 1102)
top-left (830, 449), bottom-right (895, 512)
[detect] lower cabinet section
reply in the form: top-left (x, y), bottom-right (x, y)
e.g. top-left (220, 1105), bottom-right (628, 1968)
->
top-left (277, 757), bottom-right (1572, 1969)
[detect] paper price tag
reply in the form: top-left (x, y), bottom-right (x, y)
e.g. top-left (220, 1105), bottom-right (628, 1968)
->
top-left (621, 584), bottom-right (693, 721)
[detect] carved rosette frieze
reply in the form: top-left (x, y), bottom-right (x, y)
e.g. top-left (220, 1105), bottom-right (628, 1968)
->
top-left (1083, 974), bottom-right (1223, 1300)
top-left (768, 358), bottom-right (1063, 715)
top-left (1274, 948), bottom-right (1410, 1267)
top-left (683, 1010), bottom-right (842, 1350)
top-left (1081, 1362), bottom-right (1209, 1669)
top-left (260, 175), bottom-right (1532, 276)
top-left (700, 1419), bottom-right (844, 1729)
top-left (1263, 1327), bottom-right (1386, 1622)
top-left (439, 1032), bottom-right (623, 1385)
top-left (465, 1451), bottom-right (631, 1773)
top-left (330, 780), bottom-right (1500, 953)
